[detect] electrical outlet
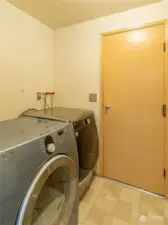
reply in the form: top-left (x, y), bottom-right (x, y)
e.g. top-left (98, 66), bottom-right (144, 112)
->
top-left (89, 93), bottom-right (97, 102)
top-left (37, 92), bottom-right (42, 100)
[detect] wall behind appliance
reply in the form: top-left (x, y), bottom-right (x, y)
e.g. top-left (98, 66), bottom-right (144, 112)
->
top-left (53, 0), bottom-right (168, 173)
top-left (53, 0), bottom-right (168, 128)
top-left (0, 0), bottom-right (54, 121)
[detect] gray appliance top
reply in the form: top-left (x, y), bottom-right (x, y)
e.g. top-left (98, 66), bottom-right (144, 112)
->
top-left (0, 117), bottom-right (67, 152)
top-left (24, 107), bottom-right (93, 122)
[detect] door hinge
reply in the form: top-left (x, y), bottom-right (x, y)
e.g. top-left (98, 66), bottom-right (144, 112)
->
top-left (162, 104), bottom-right (167, 117)
top-left (163, 42), bottom-right (166, 52)
top-left (164, 169), bottom-right (166, 179)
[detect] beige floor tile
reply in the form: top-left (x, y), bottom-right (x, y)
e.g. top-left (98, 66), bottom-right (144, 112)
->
top-left (79, 177), bottom-right (168, 225)
top-left (84, 220), bottom-right (96, 225)
top-left (90, 177), bottom-right (104, 190)
top-left (131, 201), bottom-right (140, 224)
top-left (140, 203), bottom-right (153, 216)
top-left (111, 217), bottom-right (129, 225)
top-left (147, 210), bottom-right (164, 220)
top-left (120, 186), bottom-right (140, 203)
top-left (85, 206), bottom-right (106, 225)
top-left (102, 213), bottom-right (113, 225)
top-left (79, 185), bottom-right (100, 224)
top-left (147, 213), bottom-right (165, 225)
top-left (114, 199), bottom-right (132, 222)
top-left (138, 220), bottom-right (165, 225)
top-left (155, 199), bottom-right (165, 212)
top-left (102, 179), bottom-right (123, 199)
top-left (164, 201), bottom-right (168, 219)
top-left (79, 202), bottom-right (91, 224)
top-left (95, 195), bottom-right (116, 213)
top-left (140, 192), bottom-right (165, 211)
top-left (82, 187), bottom-right (99, 204)
top-left (140, 192), bottom-right (156, 207)
top-left (97, 186), bottom-right (119, 206)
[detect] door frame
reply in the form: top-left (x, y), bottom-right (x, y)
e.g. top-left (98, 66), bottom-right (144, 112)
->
top-left (99, 19), bottom-right (168, 197)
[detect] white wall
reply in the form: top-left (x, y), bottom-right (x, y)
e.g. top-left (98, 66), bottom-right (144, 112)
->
top-left (0, 0), bottom-right (54, 121)
top-left (54, 0), bottom-right (168, 127)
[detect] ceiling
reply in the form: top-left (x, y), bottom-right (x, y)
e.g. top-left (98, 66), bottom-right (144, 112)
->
top-left (8, 0), bottom-right (161, 29)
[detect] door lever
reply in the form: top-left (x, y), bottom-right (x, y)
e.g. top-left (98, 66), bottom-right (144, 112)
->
top-left (104, 104), bottom-right (111, 110)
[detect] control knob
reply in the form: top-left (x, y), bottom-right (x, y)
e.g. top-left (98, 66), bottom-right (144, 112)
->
top-left (46, 143), bottom-right (56, 153)
top-left (45, 136), bottom-right (55, 154)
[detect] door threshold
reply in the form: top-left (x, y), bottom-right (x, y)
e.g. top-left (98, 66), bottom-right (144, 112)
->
top-left (104, 177), bottom-right (165, 199)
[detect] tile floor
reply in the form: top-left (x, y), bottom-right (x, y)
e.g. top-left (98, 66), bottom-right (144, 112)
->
top-left (79, 177), bottom-right (168, 225)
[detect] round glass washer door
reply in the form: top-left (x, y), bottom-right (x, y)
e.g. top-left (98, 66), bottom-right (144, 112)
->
top-left (16, 155), bottom-right (77, 225)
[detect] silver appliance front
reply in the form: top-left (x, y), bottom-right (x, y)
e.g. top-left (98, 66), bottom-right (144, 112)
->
top-left (16, 155), bottom-right (77, 225)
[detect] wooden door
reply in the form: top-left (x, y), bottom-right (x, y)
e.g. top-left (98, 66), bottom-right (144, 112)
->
top-left (102, 24), bottom-right (165, 195)
top-left (165, 22), bottom-right (168, 198)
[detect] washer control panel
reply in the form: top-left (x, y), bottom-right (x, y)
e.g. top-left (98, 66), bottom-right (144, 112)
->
top-left (45, 136), bottom-right (55, 154)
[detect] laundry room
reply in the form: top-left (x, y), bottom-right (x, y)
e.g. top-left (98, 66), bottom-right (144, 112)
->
top-left (0, 0), bottom-right (168, 225)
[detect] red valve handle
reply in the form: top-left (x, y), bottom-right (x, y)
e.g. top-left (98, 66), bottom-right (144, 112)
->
top-left (44, 92), bottom-right (55, 95)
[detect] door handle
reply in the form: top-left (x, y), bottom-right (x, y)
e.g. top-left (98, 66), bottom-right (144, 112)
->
top-left (104, 104), bottom-right (111, 110)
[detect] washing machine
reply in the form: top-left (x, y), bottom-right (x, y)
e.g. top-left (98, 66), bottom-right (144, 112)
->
top-left (23, 107), bottom-right (99, 198)
top-left (0, 117), bottom-right (78, 225)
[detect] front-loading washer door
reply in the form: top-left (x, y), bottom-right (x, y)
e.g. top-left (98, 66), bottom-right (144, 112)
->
top-left (16, 155), bottom-right (77, 225)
